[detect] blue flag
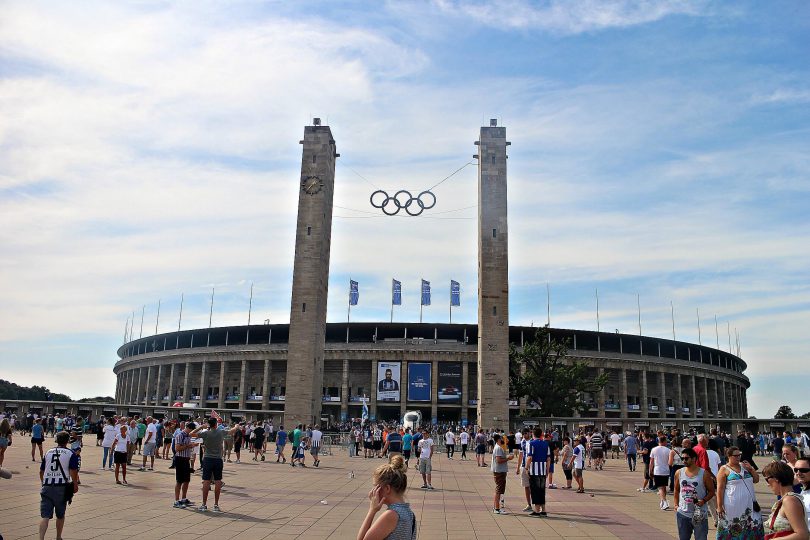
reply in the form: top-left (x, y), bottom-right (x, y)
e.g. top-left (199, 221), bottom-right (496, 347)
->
top-left (349, 280), bottom-right (359, 306)
top-left (421, 279), bottom-right (431, 306)
top-left (450, 280), bottom-right (460, 306)
top-left (392, 279), bottom-right (401, 306)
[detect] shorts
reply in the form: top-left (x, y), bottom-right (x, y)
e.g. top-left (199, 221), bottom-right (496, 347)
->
top-left (113, 451), bottom-right (127, 464)
top-left (201, 457), bottom-right (223, 482)
top-left (418, 458), bottom-right (432, 475)
top-left (40, 484), bottom-right (68, 519)
top-left (175, 456), bottom-right (191, 484)
top-left (573, 468), bottom-right (583, 478)
top-left (404, 449), bottom-right (411, 459)
top-left (591, 449), bottom-right (603, 459)
top-left (493, 472), bottom-right (507, 494)
top-left (32, 437), bottom-right (44, 444)
top-left (563, 468), bottom-right (573, 481)
top-left (654, 475), bottom-right (669, 488)
top-left (142, 442), bottom-right (156, 456)
top-left (164, 437), bottom-right (172, 444)
top-left (373, 441), bottom-right (382, 451)
top-left (476, 444), bottom-right (486, 455)
top-left (0, 436), bottom-right (8, 448)
top-left (364, 441), bottom-right (372, 449)
top-left (310, 445), bottom-right (321, 457)
top-left (253, 439), bottom-right (264, 450)
top-left (520, 467), bottom-right (531, 487)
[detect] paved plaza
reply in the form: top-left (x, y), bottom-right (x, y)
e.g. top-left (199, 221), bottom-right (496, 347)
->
top-left (0, 441), bottom-right (774, 539)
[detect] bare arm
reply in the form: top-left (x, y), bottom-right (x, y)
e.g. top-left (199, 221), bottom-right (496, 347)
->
top-left (780, 496), bottom-right (809, 540)
top-left (716, 469), bottom-right (727, 514)
top-left (673, 469), bottom-right (681, 508)
top-left (702, 470), bottom-right (715, 504)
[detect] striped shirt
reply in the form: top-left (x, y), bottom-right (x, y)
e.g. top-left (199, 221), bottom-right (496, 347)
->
top-left (527, 438), bottom-right (550, 476)
top-left (174, 430), bottom-right (192, 458)
top-left (40, 447), bottom-right (79, 485)
top-left (520, 439), bottom-right (531, 467)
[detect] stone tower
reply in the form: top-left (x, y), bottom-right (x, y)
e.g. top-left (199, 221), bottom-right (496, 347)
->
top-left (284, 119), bottom-right (337, 427)
top-left (476, 119), bottom-right (510, 429)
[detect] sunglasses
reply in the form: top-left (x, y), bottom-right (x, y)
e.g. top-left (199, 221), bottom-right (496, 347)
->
top-left (731, 453), bottom-right (742, 457)
top-left (795, 468), bottom-right (810, 474)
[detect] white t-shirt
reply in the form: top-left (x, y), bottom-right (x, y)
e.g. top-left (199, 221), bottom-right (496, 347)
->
top-left (102, 424), bottom-right (117, 447)
top-left (113, 430), bottom-right (129, 452)
top-left (573, 444), bottom-right (585, 469)
top-left (611, 433), bottom-right (621, 446)
top-left (419, 438), bottom-right (433, 459)
top-left (311, 429), bottom-right (322, 445)
top-left (445, 431), bottom-right (456, 445)
top-left (144, 423), bottom-right (158, 443)
top-left (707, 449), bottom-right (721, 476)
top-left (460, 431), bottom-right (470, 445)
top-left (651, 445), bottom-right (671, 475)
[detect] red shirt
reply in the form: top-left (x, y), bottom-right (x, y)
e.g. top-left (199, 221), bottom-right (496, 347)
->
top-left (693, 444), bottom-right (710, 473)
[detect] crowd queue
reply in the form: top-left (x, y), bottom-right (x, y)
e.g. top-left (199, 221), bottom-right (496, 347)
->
top-left (1, 409), bottom-right (809, 540)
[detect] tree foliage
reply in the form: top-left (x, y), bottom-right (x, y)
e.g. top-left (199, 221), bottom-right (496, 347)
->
top-left (76, 396), bottom-right (115, 403)
top-left (0, 379), bottom-right (71, 402)
top-left (800, 411), bottom-right (810, 419)
top-left (509, 326), bottom-right (608, 417)
top-left (774, 405), bottom-right (797, 419)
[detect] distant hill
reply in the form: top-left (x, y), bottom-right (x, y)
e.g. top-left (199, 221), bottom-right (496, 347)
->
top-left (0, 379), bottom-right (71, 402)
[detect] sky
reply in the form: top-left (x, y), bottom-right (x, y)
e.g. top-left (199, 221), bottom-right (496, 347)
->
top-left (1, 1), bottom-right (808, 418)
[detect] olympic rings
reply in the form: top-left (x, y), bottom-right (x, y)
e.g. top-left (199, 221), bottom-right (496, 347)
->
top-left (369, 189), bottom-right (437, 216)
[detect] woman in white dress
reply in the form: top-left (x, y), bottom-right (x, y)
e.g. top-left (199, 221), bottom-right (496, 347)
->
top-left (716, 446), bottom-right (764, 540)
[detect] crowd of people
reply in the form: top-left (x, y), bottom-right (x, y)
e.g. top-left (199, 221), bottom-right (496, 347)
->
top-left (2, 407), bottom-right (809, 540)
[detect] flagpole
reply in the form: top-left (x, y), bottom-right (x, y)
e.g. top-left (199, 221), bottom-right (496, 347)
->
top-left (449, 283), bottom-right (452, 324)
top-left (155, 299), bottom-right (161, 335)
top-left (347, 278), bottom-right (351, 344)
top-left (123, 317), bottom-right (130, 344)
top-left (130, 310), bottom-right (135, 342)
top-left (176, 293), bottom-right (183, 349)
top-left (209, 287), bottom-right (215, 328)
top-left (671, 301), bottom-right (676, 341)
top-left (139, 305), bottom-right (145, 338)
top-left (696, 308), bottom-right (701, 345)
top-left (420, 279), bottom-right (423, 324)
top-left (595, 288), bottom-right (600, 332)
top-left (390, 279), bottom-right (394, 323)
top-left (546, 282), bottom-right (550, 327)
top-left (637, 293), bottom-right (642, 336)
top-left (247, 282), bottom-right (253, 326)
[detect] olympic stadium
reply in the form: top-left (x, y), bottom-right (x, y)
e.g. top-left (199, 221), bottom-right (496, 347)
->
top-left (108, 321), bottom-right (753, 435)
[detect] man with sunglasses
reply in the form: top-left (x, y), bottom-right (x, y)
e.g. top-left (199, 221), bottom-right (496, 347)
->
top-left (674, 448), bottom-right (715, 540)
top-left (796, 458), bottom-right (810, 530)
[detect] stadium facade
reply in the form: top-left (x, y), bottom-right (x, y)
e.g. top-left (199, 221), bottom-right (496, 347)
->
top-left (104, 119), bottom-right (753, 433)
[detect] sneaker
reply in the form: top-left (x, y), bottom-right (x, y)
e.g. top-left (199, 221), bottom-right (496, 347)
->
top-left (138, 467), bottom-right (146, 471)
top-left (212, 505), bottom-right (222, 513)
top-left (420, 484), bottom-right (428, 489)
top-left (662, 501), bottom-right (670, 511)
top-left (198, 504), bottom-right (208, 512)
top-left (523, 505), bottom-right (533, 512)
top-left (659, 500), bottom-right (664, 509)
top-left (493, 508), bottom-right (506, 514)
top-left (427, 485), bottom-right (435, 490)
top-left (173, 501), bottom-right (186, 509)
top-left (549, 483), bottom-right (558, 489)
top-left (181, 498), bottom-right (193, 506)
top-left (147, 467), bottom-right (154, 471)
top-left (260, 455), bottom-right (265, 462)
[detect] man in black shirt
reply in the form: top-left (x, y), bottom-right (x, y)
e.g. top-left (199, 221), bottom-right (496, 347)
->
top-left (639, 433), bottom-right (657, 492)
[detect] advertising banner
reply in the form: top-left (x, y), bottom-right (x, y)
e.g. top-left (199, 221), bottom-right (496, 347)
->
top-left (377, 361), bottom-right (401, 402)
top-left (437, 362), bottom-right (462, 403)
top-left (407, 362), bottom-right (432, 402)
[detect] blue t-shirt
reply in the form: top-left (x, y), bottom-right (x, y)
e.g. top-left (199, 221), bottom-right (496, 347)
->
top-left (403, 433), bottom-right (413, 450)
top-left (625, 436), bottom-right (637, 454)
top-left (527, 439), bottom-right (549, 476)
top-left (276, 430), bottom-right (288, 446)
top-left (32, 424), bottom-right (44, 438)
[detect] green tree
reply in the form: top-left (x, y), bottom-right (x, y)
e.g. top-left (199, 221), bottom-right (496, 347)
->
top-left (774, 405), bottom-right (797, 419)
top-left (798, 411), bottom-right (810, 419)
top-left (510, 326), bottom-right (608, 417)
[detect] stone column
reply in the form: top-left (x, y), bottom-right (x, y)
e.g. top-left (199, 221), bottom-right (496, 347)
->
top-left (370, 361), bottom-right (378, 421)
top-left (154, 365), bottom-right (163, 406)
top-left (239, 360), bottom-right (247, 410)
top-left (135, 367), bottom-right (144, 404)
top-left (721, 381), bottom-right (728, 417)
top-left (462, 361), bottom-right (470, 424)
top-left (431, 360), bottom-right (439, 424)
top-left (620, 368), bottom-right (628, 415)
top-left (167, 364), bottom-right (176, 403)
top-left (262, 359), bottom-right (271, 411)
top-left (676, 373), bottom-right (683, 419)
top-left (690, 375), bottom-right (697, 418)
top-left (640, 370), bottom-right (649, 418)
top-left (145, 366), bottom-right (154, 406)
top-left (340, 358), bottom-right (349, 422)
top-left (712, 379), bottom-right (719, 418)
top-left (122, 372), bottom-right (129, 403)
top-left (702, 377), bottom-right (709, 417)
top-left (597, 368), bottom-right (606, 418)
top-left (199, 361), bottom-right (208, 405)
top-left (399, 360), bottom-right (408, 418)
top-left (182, 362), bottom-right (191, 401)
top-left (218, 361), bottom-right (227, 409)
top-left (659, 371), bottom-right (667, 415)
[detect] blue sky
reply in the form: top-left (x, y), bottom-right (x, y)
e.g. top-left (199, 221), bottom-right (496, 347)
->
top-left (1, 1), bottom-right (808, 417)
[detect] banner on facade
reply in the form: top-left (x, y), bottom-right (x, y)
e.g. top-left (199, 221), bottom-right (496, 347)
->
top-left (437, 362), bottom-right (462, 403)
top-left (407, 362), bottom-right (431, 402)
top-left (377, 361), bottom-right (401, 402)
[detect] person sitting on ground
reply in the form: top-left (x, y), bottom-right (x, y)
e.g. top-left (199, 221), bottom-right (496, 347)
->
top-left (357, 455), bottom-right (416, 540)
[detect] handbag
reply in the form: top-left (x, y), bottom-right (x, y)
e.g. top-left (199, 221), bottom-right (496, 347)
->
top-left (54, 449), bottom-right (75, 506)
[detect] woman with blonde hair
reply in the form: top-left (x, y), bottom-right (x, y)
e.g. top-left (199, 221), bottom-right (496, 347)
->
top-left (357, 454), bottom-right (416, 540)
